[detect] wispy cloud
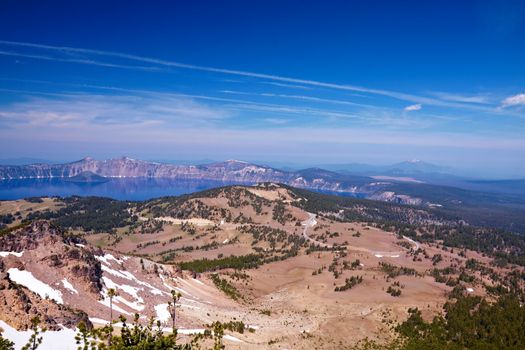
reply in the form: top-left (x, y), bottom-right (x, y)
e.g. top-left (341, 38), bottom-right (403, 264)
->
top-left (0, 88), bottom-right (447, 133)
top-left (404, 104), bottom-right (422, 112)
top-left (0, 40), bottom-right (506, 113)
top-left (221, 90), bottom-right (370, 108)
top-left (0, 49), bottom-right (162, 72)
top-left (431, 92), bottom-right (491, 104)
top-left (260, 81), bottom-right (312, 90)
top-left (500, 93), bottom-right (525, 108)
top-left (0, 93), bottom-right (231, 129)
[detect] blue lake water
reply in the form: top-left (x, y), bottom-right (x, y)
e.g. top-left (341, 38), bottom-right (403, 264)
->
top-left (0, 178), bottom-right (366, 201)
top-left (0, 178), bottom-right (254, 201)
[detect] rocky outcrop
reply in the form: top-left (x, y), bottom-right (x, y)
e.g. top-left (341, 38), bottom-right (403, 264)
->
top-left (0, 259), bottom-right (91, 331)
top-left (369, 191), bottom-right (423, 205)
top-left (0, 221), bottom-right (103, 299)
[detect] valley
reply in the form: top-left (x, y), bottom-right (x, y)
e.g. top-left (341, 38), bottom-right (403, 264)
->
top-left (1, 184), bottom-right (524, 349)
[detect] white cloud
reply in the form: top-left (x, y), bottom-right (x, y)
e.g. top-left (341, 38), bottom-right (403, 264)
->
top-left (0, 94), bottom-right (231, 128)
top-left (404, 104), bottom-right (422, 112)
top-left (501, 93), bottom-right (525, 108)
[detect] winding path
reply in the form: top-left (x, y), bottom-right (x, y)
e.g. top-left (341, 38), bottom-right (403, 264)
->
top-left (302, 213), bottom-right (334, 248)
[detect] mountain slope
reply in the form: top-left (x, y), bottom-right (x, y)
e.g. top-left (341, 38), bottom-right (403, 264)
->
top-left (1, 184), bottom-right (524, 348)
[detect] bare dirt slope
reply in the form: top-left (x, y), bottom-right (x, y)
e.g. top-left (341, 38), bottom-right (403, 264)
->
top-left (1, 184), bottom-right (519, 349)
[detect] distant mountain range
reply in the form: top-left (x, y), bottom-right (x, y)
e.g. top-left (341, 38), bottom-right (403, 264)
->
top-left (1, 157), bottom-right (525, 229)
top-left (320, 159), bottom-right (453, 176)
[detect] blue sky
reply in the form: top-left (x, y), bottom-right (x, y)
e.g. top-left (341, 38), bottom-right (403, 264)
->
top-left (0, 0), bottom-right (524, 177)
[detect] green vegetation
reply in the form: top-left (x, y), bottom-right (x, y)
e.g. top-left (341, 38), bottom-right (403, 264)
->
top-left (0, 213), bottom-right (15, 226)
top-left (431, 253), bottom-right (442, 265)
top-left (334, 275), bottom-right (363, 292)
top-left (287, 185), bottom-right (458, 226)
top-left (0, 335), bottom-right (14, 350)
top-left (220, 320), bottom-right (247, 334)
top-left (260, 309), bottom-right (271, 316)
top-left (210, 273), bottom-right (242, 301)
top-left (24, 197), bottom-right (45, 204)
top-left (433, 225), bottom-right (525, 266)
top-left (75, 314), bottom-right (223, 349)
top-left (272, 200), bottom-right (287, 225)
top-left (178, 254), bottom-right (262, 273)
top-left (387, 281), bottom-right (403, 297)
top-left (26, 196), bottom-right (135, 233)
top-left (352, 294), bottom-right (525, 350)
top-left (0, 222), bottom-right (31, 236)
top-left (396, 295), bottom-right (525, 350)
top-left (379, 262), bottom-right (418, 278)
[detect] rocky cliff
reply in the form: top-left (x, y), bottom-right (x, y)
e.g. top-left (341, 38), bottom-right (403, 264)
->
top-left (0, 157), bottom-right (424, 205)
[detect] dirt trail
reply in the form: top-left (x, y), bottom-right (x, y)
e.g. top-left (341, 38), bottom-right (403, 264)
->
top-left (302, 213), bottom-right (333, 248)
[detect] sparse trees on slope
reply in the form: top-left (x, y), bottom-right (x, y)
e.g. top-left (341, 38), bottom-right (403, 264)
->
top-left (108, 288), bottom-right (118, 323)
top-left (167, 290), bottom-right (182, 333)
top-left (107, 288), bottom-right (119, 346)
top-left (21, 317), bottom-right (43, 350)
top-left (0, 331), bottom-right (14, 350)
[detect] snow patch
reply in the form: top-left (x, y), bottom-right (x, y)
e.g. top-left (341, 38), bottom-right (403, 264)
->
top-left (98, 298), bottom-right (131, 316)
top-left (88, 317), bottom-right (109, 325)
top-left (61, 278), bottom-right (78, 294)
top-left (8, 268), bottom-right (63, 304)
top-left (176, 328), bottom-right (205, 335)
top-left (96, 253), bottom-right (123, 265)
top-left (101, 276), bottom-right (144, 311)
top-left (101, 264), bottom-right (166, 296)
top-left (0, 251), bottom-right (23, 258)
top-left (191, 278), bottom-right (205, 286)
top-left (154, 303), bottom-right (170, 323)
top-left (150, 288), bottom-right (164, 296)
top-left (224, 334), bottom-right (243, 343)
top-left (0, 320), bottom-right (77, 350)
